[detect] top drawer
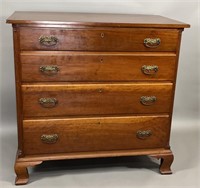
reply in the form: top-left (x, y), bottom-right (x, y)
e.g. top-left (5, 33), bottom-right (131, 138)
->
top-left (19, 27), bottom-right (179, 52)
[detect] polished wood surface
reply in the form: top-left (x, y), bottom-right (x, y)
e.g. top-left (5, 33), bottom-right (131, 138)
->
top-left (22, 83), bottom-right (173, 117)
top-left (6, 11), bottom-right (190, 28)
top-left (23, 116), bottom-right (170, 155)
top-left (14, 148), bottom-right (173, 184)
top-left (17, 148), bottom-right (172, 162)
top-left (151, 150), bottom-right (174, 174)
top-left (21, 52), bottom-right (176, 82)
top-left (12, 26), bottom-right (24, 159)
top-left (20, 27), bottom-right (179, 52)
top-left (14, 152), bottom-right (42, 185)
top-left (7, 12), bottom-right (189, 184)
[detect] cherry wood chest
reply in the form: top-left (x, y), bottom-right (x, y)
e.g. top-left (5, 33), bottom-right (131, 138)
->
top-left (6, 12), bottom-right (189, 185)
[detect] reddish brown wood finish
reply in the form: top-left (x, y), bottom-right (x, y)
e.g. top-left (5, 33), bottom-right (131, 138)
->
top-left (6, 12), bottom-right (190, 28)
top-left (23, 116), bottom-right (170, 155)
top-left (6, 12), bottom-right (190, 185)
top-left (12, 26), bottom-right (25, 158)
top-left (17, 148), bottom-right (172, 162)
top-left (21, 52), bottom-right (176, 82)
top-left (15, 152), bottom-right (42, 185)
top-left (150, 150), bottom-right (174, 174)
top-left (22, 83), bottom-right (173, 117)
top-left (19, 27), bottom-right (179, 52)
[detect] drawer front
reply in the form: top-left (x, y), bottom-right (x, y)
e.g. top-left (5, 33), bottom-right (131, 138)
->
top-left (22, 83), bottom-right (173, 117)
top-left (23, 116), bottom-right (170, 155)
top-left (19, 27), bottom-right (179, 51)
top-left (21, 52), bottom-right (176, 82)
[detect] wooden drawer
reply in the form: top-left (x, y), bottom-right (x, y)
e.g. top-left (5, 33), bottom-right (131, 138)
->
top-left (22, 83), bottom-right (173, 117)
top-left (19, 27), bottom-right (179, 52)
top-left (23, 115), bottom-right (170, 155)
top-left (21, 52), bottom-right (176, 82)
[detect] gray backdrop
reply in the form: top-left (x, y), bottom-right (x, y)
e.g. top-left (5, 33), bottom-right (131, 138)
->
top-left (0, 1), bottom-right (199, 187)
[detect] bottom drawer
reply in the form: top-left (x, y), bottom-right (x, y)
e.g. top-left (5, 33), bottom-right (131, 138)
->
top-left (23, 116), bottom-right (170, 155)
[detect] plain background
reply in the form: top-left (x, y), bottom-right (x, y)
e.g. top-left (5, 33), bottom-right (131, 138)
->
top-left (0, 0), bottom-right (199, 187)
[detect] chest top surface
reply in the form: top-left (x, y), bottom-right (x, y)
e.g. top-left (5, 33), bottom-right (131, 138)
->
top-left (6, 11), bottom-right (190, 28)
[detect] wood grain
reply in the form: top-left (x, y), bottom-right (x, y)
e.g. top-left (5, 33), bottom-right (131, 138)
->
top-left (15, 151), bottom-right (42, 185)
top-left (6, 12), bottom-right (190, 28)
top-left (150, 150), bottom-right (174, 174)
top-left (6, 12), bottom-right (190, 183)
top-left (12, 26), bottom-right (25, 157)
top-left (22, 83), bottom-right (173, 117)
top-left (21, 51), bottom-right (176, 82)
top-left (19, 27), bottom-right (179, 52)
top-left (23, 115), bottom-right (170, 155)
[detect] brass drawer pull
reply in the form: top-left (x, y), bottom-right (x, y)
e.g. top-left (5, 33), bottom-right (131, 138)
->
top-left (40, 65), bottom-right (59, 76)
top-left (39, 35), bottom-right (58, 46)
top-left (136, 130), bottom-right (152, 139)
top-left (141, 65), bottom-right (158, 75)
top-left (41, 134), bottom-right (58, 144)
top-left (39, 98), bottom-right (58, 108)
top-left (140, 96), bottom-right (156, 106)
top-left (144, 38), bottom-right (161, 48)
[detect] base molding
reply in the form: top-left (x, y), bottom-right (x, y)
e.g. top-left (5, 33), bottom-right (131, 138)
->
top-left (15, 148), bottom-right (174, 185)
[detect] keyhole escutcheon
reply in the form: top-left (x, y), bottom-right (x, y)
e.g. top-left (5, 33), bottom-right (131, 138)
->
top-left (101, 32), bottom-right (105, 38)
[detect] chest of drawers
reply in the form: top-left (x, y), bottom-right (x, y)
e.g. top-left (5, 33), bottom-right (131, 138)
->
top-left (7, 12), bottom-right (189, 185)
